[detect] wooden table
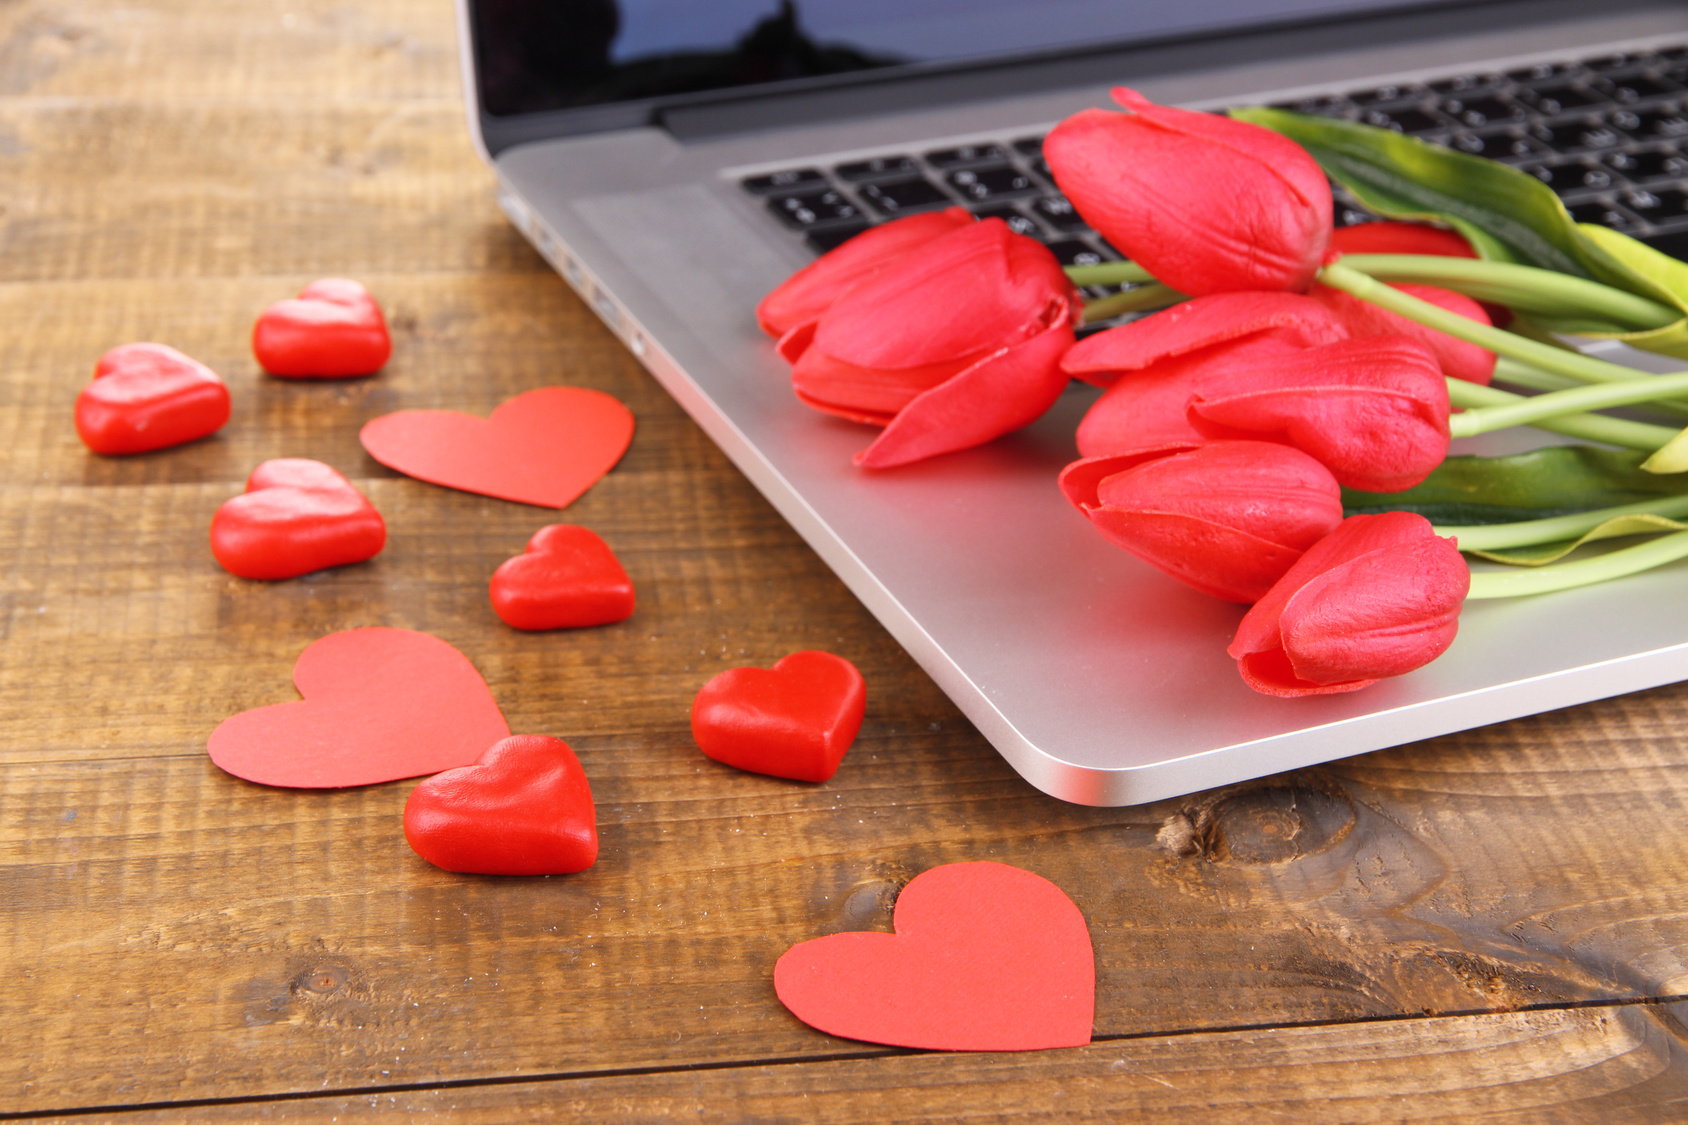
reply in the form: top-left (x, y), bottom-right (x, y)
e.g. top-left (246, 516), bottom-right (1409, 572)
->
top-left (6, 2), bottom-right (1688, 1119)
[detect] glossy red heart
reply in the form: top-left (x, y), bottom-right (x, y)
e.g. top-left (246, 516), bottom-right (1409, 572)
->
top-left (490, 524), bottom-right (635, 631)
top-left (253, 278), bottom-right (391, 378)
top-left (210, 458), bottom-right (386, 580)
top-left (207, 627), bottom-right (511, 788)
top-left (75, 342), bottom-right (231, 455)
top-left (774, 861), bottom-right (1094, 1051)
top-left (359, 386), bottom-right (634, 509)
top-left (691, 651), bottom-right (865, 783)
top-left (403, 734), bottom-right (599, 875)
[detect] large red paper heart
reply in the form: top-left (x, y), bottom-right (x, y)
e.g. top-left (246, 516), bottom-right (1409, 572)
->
top-left (210, 458), bottom-right (386, 580)
top-left (490, 524), bottom-right (635, 630)
top-left (690, 651), bottom-right (865, 783)
top-left (208, 627), bottom-right (510, 788)
top-left (359, 386), bottom-right (634, 508)
top-left (75, 342), bottom-right (231, 455)
top-left (403, 734), bottom-right (599, 875)
top-left (774, 862), bottom-right (1094, 1051)
top-left (253, 278), bottom-right (391, 379)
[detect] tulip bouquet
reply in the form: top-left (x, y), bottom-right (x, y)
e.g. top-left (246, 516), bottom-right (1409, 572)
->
top-left (757, 87), bottom-right (1688, 698)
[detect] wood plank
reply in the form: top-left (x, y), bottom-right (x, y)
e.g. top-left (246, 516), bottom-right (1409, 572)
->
top-left (30, 1005), bottom-right (1688, 1122)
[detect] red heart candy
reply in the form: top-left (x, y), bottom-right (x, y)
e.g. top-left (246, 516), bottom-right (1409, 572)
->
top-left (210, 458), bottom-right (386, 580)
top-left (403, 734), bottom-right (599, 875)
top-left (75, 342), bottom-right (231, 455)
top-left (359, 386), bottom-right (634, 508)
top-left (490, 524), bottom-right (635, 630)
top-left (253, 278), bottom-right (391, 378)
top-left (774, 861), bottom-right (1094, 1051)
top-left (207, 627), bottom-right (511, 788)
top-left (691, 651), bottom-right (865, 783)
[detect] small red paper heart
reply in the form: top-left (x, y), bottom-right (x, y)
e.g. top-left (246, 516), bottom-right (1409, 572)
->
top-left (207, 627), bottom-right (510, 788)
top-left (691, 651), bottom-right (865, 783)
top-left (490, 524), bottom-right (635, 630)
top-left (359, 386), bottom-right (634, 509)
top-left (210, 458), bottom-right (386, 580)
top-left (403, 734), bottom-right (599, 875)
top-left (75, 342), bottom-right (231, 455)
top-left (774, 861), bottom-right (1094, 1051)
top-left (253, 278), bottom-right (391, 378)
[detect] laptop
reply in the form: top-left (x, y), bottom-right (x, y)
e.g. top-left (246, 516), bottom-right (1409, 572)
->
top-left (454, 0), bottom-right (1688, 806)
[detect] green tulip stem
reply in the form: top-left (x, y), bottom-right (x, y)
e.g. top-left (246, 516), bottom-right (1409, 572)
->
top-left (1334, 253), bottom-right (1680, 330)
top-left (1445, 379), bottom-right (1680, 449)
top-left (1446, 370), bottom-right (1688, 439)
top-left (1318, 261), bottom-right (1669, 389)
top-left (1436, 494), bottom-right (1688, 550)
top-left (1065, 261), bottom-right (1157, 287)
top-left (1080, 283), bottom-right (1185, 324)
top-left (1464, 529), bottom-right (1688, 598)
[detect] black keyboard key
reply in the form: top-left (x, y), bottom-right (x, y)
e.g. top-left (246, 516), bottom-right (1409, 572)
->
top-left (857, 177), bottom-right (951, 216)
top-left (970, 204), bottom-right (1043, 238)
top-left (1440, 94), bottom-right (1526, 128)
top-left (1603, 73), bottom-right (1681, 103)
top-left (1603, 148), bottom-right (1688, 182)
top-left (742, 168), bottom-right (826, 195)
top-left (1428, 73), bottom-right (1499, 96)
top-left (1507, 62), bottom-right (1579, 85)
top-left (805, 224), bottom-right (871, 254)
top-left (1565, 159), bottom-right (1624, 192)
top-left (1350, 83), bottom-right (1426, 106)
top-left (1526, 84), bottom-right (1607, 116)
top-left (1043, 239), bottom-right (1108, 267)
top-left (1629, 106), bottom-right (1688, 139)
top-left (1528, 116), bottom-right (1631, 152)
top-left (1584, 52), bottom-right (1656, 76)
top-left (1519, 161), bottom-right (1586, 194)
top-left (1643, 228), bottom-right (1688, 260)
top-left (1359, 106), bottom-right (1446, 134)
top-left (1029, 195), bottom-right (1092, 233)
top-left (1269, 95), bottom-right (1350, 117)
top-left (1629, 187), bottom-right (1688, 224)
top-left (946, 164), bottom-right (1039, 202)
top-left (1447, 129), bottom-right (1545, 163)
top-left (924, 143), bottom-right (1008, 168)
top-left (835, 156), bottom-right (917, 182)
top-left (1335, 204), bottom-right (1383, 227)
top-left (767, 189), bottom-right (861, 229)
top-left (1566, 198), bottom-right (1642, 231)
top-left (1012, 136), bottom-right (1044, 156)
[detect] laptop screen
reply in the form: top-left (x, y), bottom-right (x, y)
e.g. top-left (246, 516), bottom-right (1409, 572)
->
top-left (473, 0), bottom-right (1452, 119)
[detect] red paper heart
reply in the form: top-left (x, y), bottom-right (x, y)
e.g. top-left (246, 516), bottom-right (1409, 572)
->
top-left (403, 734), bottom-right (599, 875)
top-left (208, 627), bottom-right (510, 788)
top-left (253, 278), bottom-right (391, 378)
top-left (75, 342), bottom-right (231, 455)
top-left (359, 386), bottom-right (634, 508)
top-left (690, 651), bottom-right (865, 783)
top-left (774, 861), bottom-right (1094, 1051)
top-left (490, 524), bottom-right (635, 630)
top-left (210, 459), bottom-right (386, 580)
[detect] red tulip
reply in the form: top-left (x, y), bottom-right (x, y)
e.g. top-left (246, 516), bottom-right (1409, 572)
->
top-left (778, 217), bottom-right (1078, 468)
top-left (1044, 88), bottom-right (1331, 295)
top-left (1064, 292), bottom-right (1348, 456)
top-left (1185, 334), bottom-right (1450, 492)
top-left (756, 208), bottom-right (975, 342)
top-left (1228, 512), bottom-right (1468, 697)
top-left (1310, 281), bottom-right (1495, 385)
top-left (1060, 441), bottom-right (1345, 603)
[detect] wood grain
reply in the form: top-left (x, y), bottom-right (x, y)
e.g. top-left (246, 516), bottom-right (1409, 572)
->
top-left (8, 0), bottom-right (1688, 1118)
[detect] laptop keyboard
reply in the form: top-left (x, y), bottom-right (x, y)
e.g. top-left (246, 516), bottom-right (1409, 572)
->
top-left (737, 44), bottom-right (1688, 272)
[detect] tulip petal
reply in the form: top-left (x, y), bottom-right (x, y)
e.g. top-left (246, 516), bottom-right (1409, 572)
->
top-left (755, 208), bottom-right (975, 338)
top-left (777, 320), bottom-right (818, 364)
top-left (854, 317), bottom-right (1075, 468)
top-left (1236, 647), bottom-right (1378, 697)
top-left (1057, 446), bottom-right (1203, 509)
top-left (1326, 221), bottom-right (1477, 260)
top-left (792, 344), bottom-right (971, 417)
top-left (1082, 507), bottom-right (1310, 603)
top-left (1310, 282), bottom-right (1494, 385)
top-left (1062, 291), bottom-right (1348, 386)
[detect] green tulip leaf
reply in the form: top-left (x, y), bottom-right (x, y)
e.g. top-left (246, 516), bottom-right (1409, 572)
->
top-left (1343, 445), bottom-right (1688, 524)
top-left (1229, 106), bottom-right (1688, 357)
top-left (1466, 513), bottom-right (1688, 566)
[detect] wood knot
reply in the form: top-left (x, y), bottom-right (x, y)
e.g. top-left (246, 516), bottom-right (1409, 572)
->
top-left (1157, 777), bottom-right (1356, 865)
top-left (291, 963), bottom-right (350, 997)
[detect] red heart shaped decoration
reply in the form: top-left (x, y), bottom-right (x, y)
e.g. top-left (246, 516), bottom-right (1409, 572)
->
top-left (774, 861), bottom-right (1094, 1051)
top-left (207, 627), bottom-right (510, 788)
top-left (75, 342), bottom-right (231, 455)
top-left (359, 386), bottom-right (634, 509)
top-left (490, 524), bottom-right (635, 630)
top-left (691, 651), bottom-right (865, 783)
top-left (253, 278), bottom-right (391, 378)
top-left (403, 734), bottom-right (599, 875)
top-left (210, 458), bottom-right (386, 580)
